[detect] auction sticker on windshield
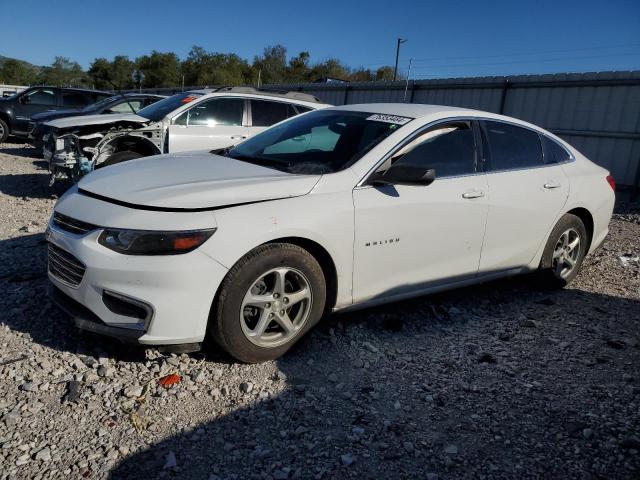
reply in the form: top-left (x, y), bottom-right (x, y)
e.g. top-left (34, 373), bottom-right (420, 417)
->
top-left (366, 114), bottom-right (412, 125)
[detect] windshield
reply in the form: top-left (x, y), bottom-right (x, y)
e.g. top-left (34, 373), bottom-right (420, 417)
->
top-left (225, 110), bottom-right (411, 174)
top-left (136, 92), bottom-right (203, 122)
top-left (82, 95), bottom-right (118, 112)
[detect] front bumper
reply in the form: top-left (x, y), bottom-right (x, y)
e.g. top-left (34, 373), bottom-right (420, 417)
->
top-left (48, 283), bottom-right (145, 343)
top-left (46, 221), bottom-right (228, 346)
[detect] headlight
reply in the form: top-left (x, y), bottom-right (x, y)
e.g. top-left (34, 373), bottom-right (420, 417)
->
top-left (98, 228), bottom-right (216, 255)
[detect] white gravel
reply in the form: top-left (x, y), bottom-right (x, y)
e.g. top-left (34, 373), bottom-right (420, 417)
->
top-left (0, 141), bottom-right (639, 479)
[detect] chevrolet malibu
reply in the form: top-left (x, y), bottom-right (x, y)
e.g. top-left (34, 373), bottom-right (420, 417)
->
top-left (46, 104), bottom-right (615, 363)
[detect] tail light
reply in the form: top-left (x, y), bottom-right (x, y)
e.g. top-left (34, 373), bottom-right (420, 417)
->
top-left (606, 175), bottom-right (615, 192)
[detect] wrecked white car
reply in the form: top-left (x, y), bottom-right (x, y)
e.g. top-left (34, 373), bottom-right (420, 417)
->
top-left (43, 87), bottom-right (329, 183)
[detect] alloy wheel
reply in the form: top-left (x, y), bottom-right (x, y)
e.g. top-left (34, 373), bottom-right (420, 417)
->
top-left (551, 227), bottom-right (581, 279)
top-left (240, 267), bottom-right (313, 348)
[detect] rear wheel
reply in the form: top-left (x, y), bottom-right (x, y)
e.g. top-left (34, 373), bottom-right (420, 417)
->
top-left (0, 118), bottom-right (9, 143)
top-left (537, 213), bottom-right (588, 288)
top-left (209, 243), bottom-right (326, 363)
top-left (99, 150), bottom-right (143, 168)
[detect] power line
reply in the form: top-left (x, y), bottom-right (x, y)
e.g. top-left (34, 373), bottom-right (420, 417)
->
top-left (360, 42), bottom-right (640, 68)
top-left (406, 52), bottom-right (640, 70)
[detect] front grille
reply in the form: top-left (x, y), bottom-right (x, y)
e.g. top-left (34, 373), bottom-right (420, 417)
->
top-left (48, 243), bottom-right (86, 287)
top-left (53, 212), bottom-right (99, 236)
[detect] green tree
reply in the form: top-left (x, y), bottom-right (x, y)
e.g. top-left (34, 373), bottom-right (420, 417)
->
top-left (136, 51), bottom-right (181, 88)
top-left (375, 66), bottom-right (396, 81)
top-left (253, 45), bottom-right (288, 84)
top-left (349, 68), bottom-right (375, 82)
top-left (87, 57), bottom-right (112, 89)
top-left (287, 51), bottom-right (311, 82)
top-left (0, 58), bottom-right (38, 85)
top-left (38, 56), bottom-right (87, 86)
top-left (309, 58), bottom-right (350, 82)
top-left (182, 46), bottom-right (249, 86)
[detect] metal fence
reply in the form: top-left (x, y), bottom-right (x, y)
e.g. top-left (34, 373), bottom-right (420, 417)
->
top-left (138, 71), bottom-right (640, 189)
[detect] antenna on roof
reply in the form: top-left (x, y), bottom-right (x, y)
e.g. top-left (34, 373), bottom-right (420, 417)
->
top-left (403, 59), bottom-right (413, 103)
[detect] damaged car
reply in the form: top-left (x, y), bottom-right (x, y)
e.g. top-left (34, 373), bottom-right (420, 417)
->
top-left (43, 87), bottom-right (330, 184)
top-left (46, 104), bottom-right (615, 362)
top-left (29, 93), bottom-right (165, 151)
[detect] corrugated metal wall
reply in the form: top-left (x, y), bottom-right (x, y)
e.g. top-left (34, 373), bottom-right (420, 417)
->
top-left (139, 71), bottom-right (640, 188)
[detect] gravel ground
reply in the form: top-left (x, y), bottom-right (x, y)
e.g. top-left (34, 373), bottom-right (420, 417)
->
top-left (0, 140), bottom-right (639, 480)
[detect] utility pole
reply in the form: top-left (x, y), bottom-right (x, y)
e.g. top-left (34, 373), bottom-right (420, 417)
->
top-left (393, 37), bottom-right (407, 81)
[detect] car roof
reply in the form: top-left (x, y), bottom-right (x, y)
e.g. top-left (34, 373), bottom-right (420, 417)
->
top-left (331, 103), bottom-right (474, 117)
top-left (40, 86), bottom-right (112, 95)
top-left (185, 86), bottom-right (326, 105)
top-left (112, 93), bottom-right (166, 98)
top-left (329, 103), bottom-right (548, 131)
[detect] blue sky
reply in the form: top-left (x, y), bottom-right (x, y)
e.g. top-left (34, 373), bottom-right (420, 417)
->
top-left (2, 0), bottom-right (639, 78)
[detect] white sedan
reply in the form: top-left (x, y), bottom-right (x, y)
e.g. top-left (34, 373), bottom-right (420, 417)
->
top-left (46, 104), bottom-right (615, 362)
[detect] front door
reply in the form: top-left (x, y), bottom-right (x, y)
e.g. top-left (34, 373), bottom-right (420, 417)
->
top-left (13, 88), bottom-right (58, 133)
top-left (352, 120), bottom-right (489, 303)
top-left (168, 97), bottom-right (248, 152)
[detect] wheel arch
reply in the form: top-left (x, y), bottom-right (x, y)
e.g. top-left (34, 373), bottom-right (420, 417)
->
top-left (260, 236), bottom-right (339, 313)
top-left (105, 135), bottom-right (160, 157)
top-left (566, 207), bottom-right (594, 252)
top-left (0, 112), bottom-right (11, 132)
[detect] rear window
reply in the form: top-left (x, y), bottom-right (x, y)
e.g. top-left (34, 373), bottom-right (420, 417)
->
top-left (542, 136), bottom-right (571, 164)
top-left (62, 91), bottom-right (91, 107)
top-left (137, 92), bottom-right (204, 122)
top-left (483, 120), bottom-right (543, 171)
top-left (251, 100), bottom-right (300, 127)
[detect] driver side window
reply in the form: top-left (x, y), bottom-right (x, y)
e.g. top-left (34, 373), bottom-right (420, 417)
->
top-left (383, 121), bottom-right (477, 178)
top-left (175, 98), bottom-right (244, 126)
top-left (24, 88), bottom-right (56, 106)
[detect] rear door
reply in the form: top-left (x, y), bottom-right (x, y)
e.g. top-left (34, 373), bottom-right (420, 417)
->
top-left (13, 88), bottom-right (59, 133)
top-left (60, 90), bottom-right (94, 110)
top-left (248, 99), bottom-right (303, 137)
top-left (168, 97), bottom-right (248, 152)
top-left (478, 120), bottom-right (569, 273)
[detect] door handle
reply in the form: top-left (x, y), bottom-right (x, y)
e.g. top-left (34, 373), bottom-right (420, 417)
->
top-left (230, 135), bottom-right (247, 140)
top-left (462, 190), bottom-right (485, 199)
top-left (543, 182), bottom-right (561, 189)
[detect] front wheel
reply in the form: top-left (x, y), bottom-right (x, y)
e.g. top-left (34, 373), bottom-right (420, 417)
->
top-left (209, 243), bottom-right (326, 363)
top-left (0, 118), bottom-right (9, 143)
top-left (537, 213), bottom-right (588, 288)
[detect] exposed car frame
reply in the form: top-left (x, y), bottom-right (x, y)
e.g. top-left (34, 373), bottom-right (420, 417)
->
top-left (43, 87), bottom-right (329, 184)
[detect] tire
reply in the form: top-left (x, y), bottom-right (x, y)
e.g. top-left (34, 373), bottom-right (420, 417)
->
top-left (209, 243), bottom-right (326, 363)
top-left (536, 213), bottom-right (588, 289)
top-left (0, 118), bottom-right (9, 143)
top-left (99, 150), bottom-right (143, 168)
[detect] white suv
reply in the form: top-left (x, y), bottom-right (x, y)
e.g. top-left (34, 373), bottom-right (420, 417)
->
top-left (43, 87), bottom-right (330, 182)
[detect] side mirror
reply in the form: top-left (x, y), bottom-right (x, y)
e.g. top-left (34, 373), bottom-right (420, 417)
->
top-left (19, 95), bottom-right (29, 104)
top-left (369, 165), bottom-right (436, 187)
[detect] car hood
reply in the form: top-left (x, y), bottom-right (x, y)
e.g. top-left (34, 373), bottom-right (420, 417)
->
top-left (31, 109), bottom-right (86, 122)
top-left (45, 113), bottom-right (148, 129)
top-left (77, 151), bottom-right (321, 211)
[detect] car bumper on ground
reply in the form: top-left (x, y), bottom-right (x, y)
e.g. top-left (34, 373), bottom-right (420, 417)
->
top-left (46, 222), bottom-right (228, 346)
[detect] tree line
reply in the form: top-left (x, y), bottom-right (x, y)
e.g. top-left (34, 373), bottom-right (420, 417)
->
top-left (0, 45), bottom-right (398, 89)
